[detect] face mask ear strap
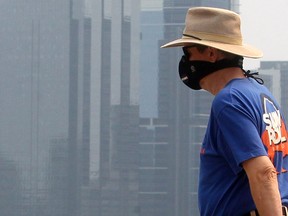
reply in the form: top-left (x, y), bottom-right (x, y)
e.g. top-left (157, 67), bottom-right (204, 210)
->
top-left (242, 70), bottom-right (264, 85)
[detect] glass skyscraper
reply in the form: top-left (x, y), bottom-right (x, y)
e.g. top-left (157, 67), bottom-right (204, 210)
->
top-left (94, 0), bottom-right (141, 216)
top-left (0, 0), bottom-right (90, 215)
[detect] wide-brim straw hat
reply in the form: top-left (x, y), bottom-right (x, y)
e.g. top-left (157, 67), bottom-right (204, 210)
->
top-left (161, 7), bottom-right (263, 58)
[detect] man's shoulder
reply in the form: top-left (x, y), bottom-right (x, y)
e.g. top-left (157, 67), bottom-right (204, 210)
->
top-left (213, 79), bottom-right (261, 113)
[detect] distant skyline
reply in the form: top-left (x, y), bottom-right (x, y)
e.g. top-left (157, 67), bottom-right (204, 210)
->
top-left (240, 0), bottom-right (288, 69)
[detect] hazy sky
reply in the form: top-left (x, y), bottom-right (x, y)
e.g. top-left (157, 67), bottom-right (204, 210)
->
top-left (240, 0), bottom-right (288, 69)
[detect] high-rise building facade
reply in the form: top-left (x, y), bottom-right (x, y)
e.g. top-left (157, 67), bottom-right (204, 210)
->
top-left (93, 0), bottom-right (141, 215)
top-left (0, 0), bottom-right (90, 215)
top-left (0, 0), bottom-right (142, 215)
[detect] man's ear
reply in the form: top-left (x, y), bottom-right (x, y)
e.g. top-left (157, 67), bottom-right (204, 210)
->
top-left (207, 47), bottom-right (219, 63)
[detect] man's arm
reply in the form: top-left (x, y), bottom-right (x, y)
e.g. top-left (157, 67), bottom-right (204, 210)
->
top-left (242, 156), bottom-right (282, 216)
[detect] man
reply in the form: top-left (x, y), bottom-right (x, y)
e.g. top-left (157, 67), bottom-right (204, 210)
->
top-left (161, 7), bottom-right (288, 216)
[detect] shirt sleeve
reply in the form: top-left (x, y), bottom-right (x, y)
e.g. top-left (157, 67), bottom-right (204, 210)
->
top-left (215, 104), bottom-right (268, 175)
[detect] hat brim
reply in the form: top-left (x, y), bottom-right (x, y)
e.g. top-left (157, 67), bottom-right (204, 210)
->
top-left (161, 38), bottom-right (263, 59)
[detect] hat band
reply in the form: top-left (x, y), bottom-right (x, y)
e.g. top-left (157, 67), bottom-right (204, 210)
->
top-left (182, 33), bottom-right (202, 40)
top-left (182, 32), bottom-right (242, 45)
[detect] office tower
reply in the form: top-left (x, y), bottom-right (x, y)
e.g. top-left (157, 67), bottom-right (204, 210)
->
top-left (140, 1), bottom-right (163, 118)
top-left (139, 0), bottom-right (239, 215)
top-left (139, 2), bottom-right (168, 216)
top-left (0, 0), bottom-right (90, 215)
top-left (94, 0), bottom-right (141, 215)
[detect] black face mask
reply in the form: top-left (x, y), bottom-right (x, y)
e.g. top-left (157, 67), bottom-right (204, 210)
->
top-left (178, 55), bottom-right (244, 90)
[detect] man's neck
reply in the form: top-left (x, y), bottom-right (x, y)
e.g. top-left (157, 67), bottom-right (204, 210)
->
top-left (200, 67), bottom-right (245, 95)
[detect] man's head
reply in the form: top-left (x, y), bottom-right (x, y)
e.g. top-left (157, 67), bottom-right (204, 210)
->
top-left (161, 7), bottom-right (262, 90)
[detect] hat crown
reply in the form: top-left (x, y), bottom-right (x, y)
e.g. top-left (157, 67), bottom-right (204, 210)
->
top-left (161, 7), bottom-right (263, 58)
top-left (183, 7), bottom-right (242, 45)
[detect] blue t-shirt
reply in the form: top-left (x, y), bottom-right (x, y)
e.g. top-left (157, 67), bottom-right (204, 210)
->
top-left (198, 78), bottom-right (288, 216)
